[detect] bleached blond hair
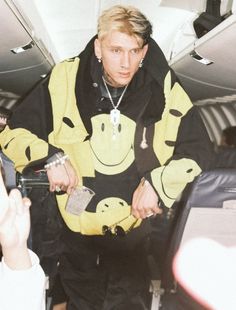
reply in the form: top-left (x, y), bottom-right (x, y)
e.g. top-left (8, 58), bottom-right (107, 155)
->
top-left (97, 5), bottom-right (152, 47)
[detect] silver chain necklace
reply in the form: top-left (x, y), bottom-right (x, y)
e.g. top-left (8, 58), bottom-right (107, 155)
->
top-left (102, 76), bottom-right (129, 129)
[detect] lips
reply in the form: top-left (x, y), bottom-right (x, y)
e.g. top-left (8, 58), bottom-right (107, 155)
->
top-left (119, 71), bottom-right (129, 74)
top-left (119, 72), bottom-right (130, 78)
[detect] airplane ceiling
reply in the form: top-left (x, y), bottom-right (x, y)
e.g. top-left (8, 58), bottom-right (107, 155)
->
top-left (1, 0), bottom-right (201, 104)
top-left (11, 0), bottom-right (209, 62)
top-left (1, 0), bottom-right (236, 108)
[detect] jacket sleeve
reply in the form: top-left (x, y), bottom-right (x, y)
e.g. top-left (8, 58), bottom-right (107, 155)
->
top-left (145, 106), bottom-right (214, 208)
top-left (0, 250), bottom-right (46, 310)
top-left (0, 77), bottom-right (62, 172)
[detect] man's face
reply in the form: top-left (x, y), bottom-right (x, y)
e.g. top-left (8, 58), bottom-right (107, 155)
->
top-left (95, 31), bottom-right (148, 87)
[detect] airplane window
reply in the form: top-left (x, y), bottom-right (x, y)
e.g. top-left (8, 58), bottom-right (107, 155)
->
top-left (221, 105), bottom-right (236, 126)
top-left (210, 106), bottom-right (229, 127)
top-left (198, 108), bottom-right (221, 144)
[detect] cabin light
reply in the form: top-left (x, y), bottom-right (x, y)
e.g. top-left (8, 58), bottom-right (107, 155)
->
top-left (11, 41), bottom-right (34, 54)
top-left (190, 50), bottom-right (214, 65)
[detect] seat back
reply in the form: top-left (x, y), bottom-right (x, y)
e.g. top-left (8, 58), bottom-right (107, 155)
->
top-left (163, 168), bottom-right (236, 289)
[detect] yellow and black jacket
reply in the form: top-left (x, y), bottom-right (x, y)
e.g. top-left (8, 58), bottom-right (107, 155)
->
top-left (0, 37), bottom-right (213, 235)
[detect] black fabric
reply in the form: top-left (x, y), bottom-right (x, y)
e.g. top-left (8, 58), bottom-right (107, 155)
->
top-left (161, 290), bottom-right (207, 310)
top-left (9, 76), bottom-right (53, 140)
top-left (134, 123), bottom-right (160, 176)
top-left (29, 188), bottom-right (64, 276)
top-left (8, 76), bottom-right (61, 162)
top-left (193, 12), bottom-right (222, 38)
top-left (76, 36), bottom-right (167, 138)
top-left (214, 146), bottom-right (236, 168)
top-left (59, 225), bottom-right (154, 310)
top-left (50, 273), bottom-right (68, 306)
top-left (83, 163), bottom-right (141, 212)
top-left (193, 0), bottom-right (222, 38)
top-left (75, 36), bottom-right (169, 217)
top-left (173, 106), bottom-right (214, 171)
top-left (28, 188), bottom-right (65, 306)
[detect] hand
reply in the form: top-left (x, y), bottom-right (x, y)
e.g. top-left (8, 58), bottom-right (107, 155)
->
top-left (46, 160), bottom-right (79, 195)
top-left (173, 238), bottom-right (236, 310)
top-left (131, 178), bottom-right (162, 219)
top-left (0, 176), bottom-right (31, 250)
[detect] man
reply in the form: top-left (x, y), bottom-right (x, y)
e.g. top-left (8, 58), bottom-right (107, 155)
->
top-left (0, 5), bottom-right (213, 309)
top-left (0, 164), bottom-right (45, 310)
top-left (214, 126), bottom-right (236, 168)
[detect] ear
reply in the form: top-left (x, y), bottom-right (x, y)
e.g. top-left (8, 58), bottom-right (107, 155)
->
top-left (94, 38), bottom-right (102, 59)
top-left (142, 44), bottom-right (148, 58)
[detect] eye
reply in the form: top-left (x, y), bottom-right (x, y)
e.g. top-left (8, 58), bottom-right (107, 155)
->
top-left (101, 123), bottom-right (105, 131)
top-left (111, 48), bottom-right (121, 54)
top-left (118, 124), bottom-right (121, 132)
top-left (131, 48), bottom-right (140, 55)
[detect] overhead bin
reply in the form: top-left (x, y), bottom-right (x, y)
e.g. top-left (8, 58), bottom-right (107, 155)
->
top-left (0, 0), bottom-right (54, 100)
top-left (169, 13), bottom-right (236, 102)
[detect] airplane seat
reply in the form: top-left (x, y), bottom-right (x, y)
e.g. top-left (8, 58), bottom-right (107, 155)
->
top-left (158, 168), bottom-right (236, 309)
top-left (147, 204), bottom-right (179, 310)
top-left (0, 152), bottom-right (16, 189)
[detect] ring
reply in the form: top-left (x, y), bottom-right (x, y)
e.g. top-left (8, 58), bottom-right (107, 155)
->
top-left (146, 212), bottom-right (154, 218)
top-left (55, 186), bottom-right (61, 192)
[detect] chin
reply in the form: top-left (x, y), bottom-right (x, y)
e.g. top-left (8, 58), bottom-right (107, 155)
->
top-left (115, 77), bottom-right (132, 87)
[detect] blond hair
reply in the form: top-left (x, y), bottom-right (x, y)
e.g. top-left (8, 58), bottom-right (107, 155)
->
top-left (97, 5), bottom-right (152, 47)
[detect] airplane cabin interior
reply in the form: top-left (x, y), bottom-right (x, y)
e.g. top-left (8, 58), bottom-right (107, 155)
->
top-left (1, 1), bottom-right (236, 309)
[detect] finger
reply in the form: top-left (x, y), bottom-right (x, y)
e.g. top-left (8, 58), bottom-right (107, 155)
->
top-left (133, 192), bottom-right (153, 219)
top-left (131, 198), bottom-right (142, 219)
top-left (132, 189), bottom-right (141, 210)
top-left (50, 184), bottom-right (55, 192)
top-left (132, 201), bottom-right (147, 219)
top-left (66, 180), bottom-right (77, 195)
top-left (0, 174), bottom-right (9, 220)
top-left (133, 180), bottom-right (145, 205)
top-left (66, 185), bottom-right (74, 195)
top-left (73, 174), bottom-right (79, 188)
top-left (67, 173), bottom-right (79, 194)
top-left (0, 170), bottom-right (8, 199)
top-left (46, 170), bottom-right (56, 192)
top-left (9, 188), bottom-right (24, 215)
top-left (22, 197), bottom-right (31, 209)
top-left (47, 176), bottom-right (54, 192)
top-left (150, 205), bottom-right (163, 215)
top-left (50, 179), bottom-right (58, 192)
top-left (131, 183), bottom-right (146, 218)
top-left (155, 206), bottom-right (163, 214)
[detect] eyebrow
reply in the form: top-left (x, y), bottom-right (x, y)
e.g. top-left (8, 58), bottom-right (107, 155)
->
top-left (108, 44), bottom-right (142, 50)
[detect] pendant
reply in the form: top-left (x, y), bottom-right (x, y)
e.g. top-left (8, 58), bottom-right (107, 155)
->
top-left (110, 108), bottom-right (120, 126)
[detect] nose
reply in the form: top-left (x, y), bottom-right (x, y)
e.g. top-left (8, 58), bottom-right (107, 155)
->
top-left (120, 52), bottom-right (130, 69)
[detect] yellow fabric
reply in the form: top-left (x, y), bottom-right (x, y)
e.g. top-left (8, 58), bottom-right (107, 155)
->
top-left (0, 60), bottom-right (202, 234)
top-left (153, 72), bottom-right (193, 165)
top-left (0, 126), bottom-right (49, 172)
top-left (48, 59), bottom-right (142, 233)
top-left (151, 72), bottom-right (202, 207)
top-left (90, 114), bottom-right (135, 175)
top-left (151, 158), bottom-right (202, 208)
top-left (48, 63), bottom-right (202, 233)
top-left (48, 58), bottom-right (94, 179)
top-left (57, 193), bottom-right (141, 235)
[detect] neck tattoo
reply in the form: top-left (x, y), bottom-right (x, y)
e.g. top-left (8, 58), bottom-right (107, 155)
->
top-left (102, 76), bottom-right (129, 139)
